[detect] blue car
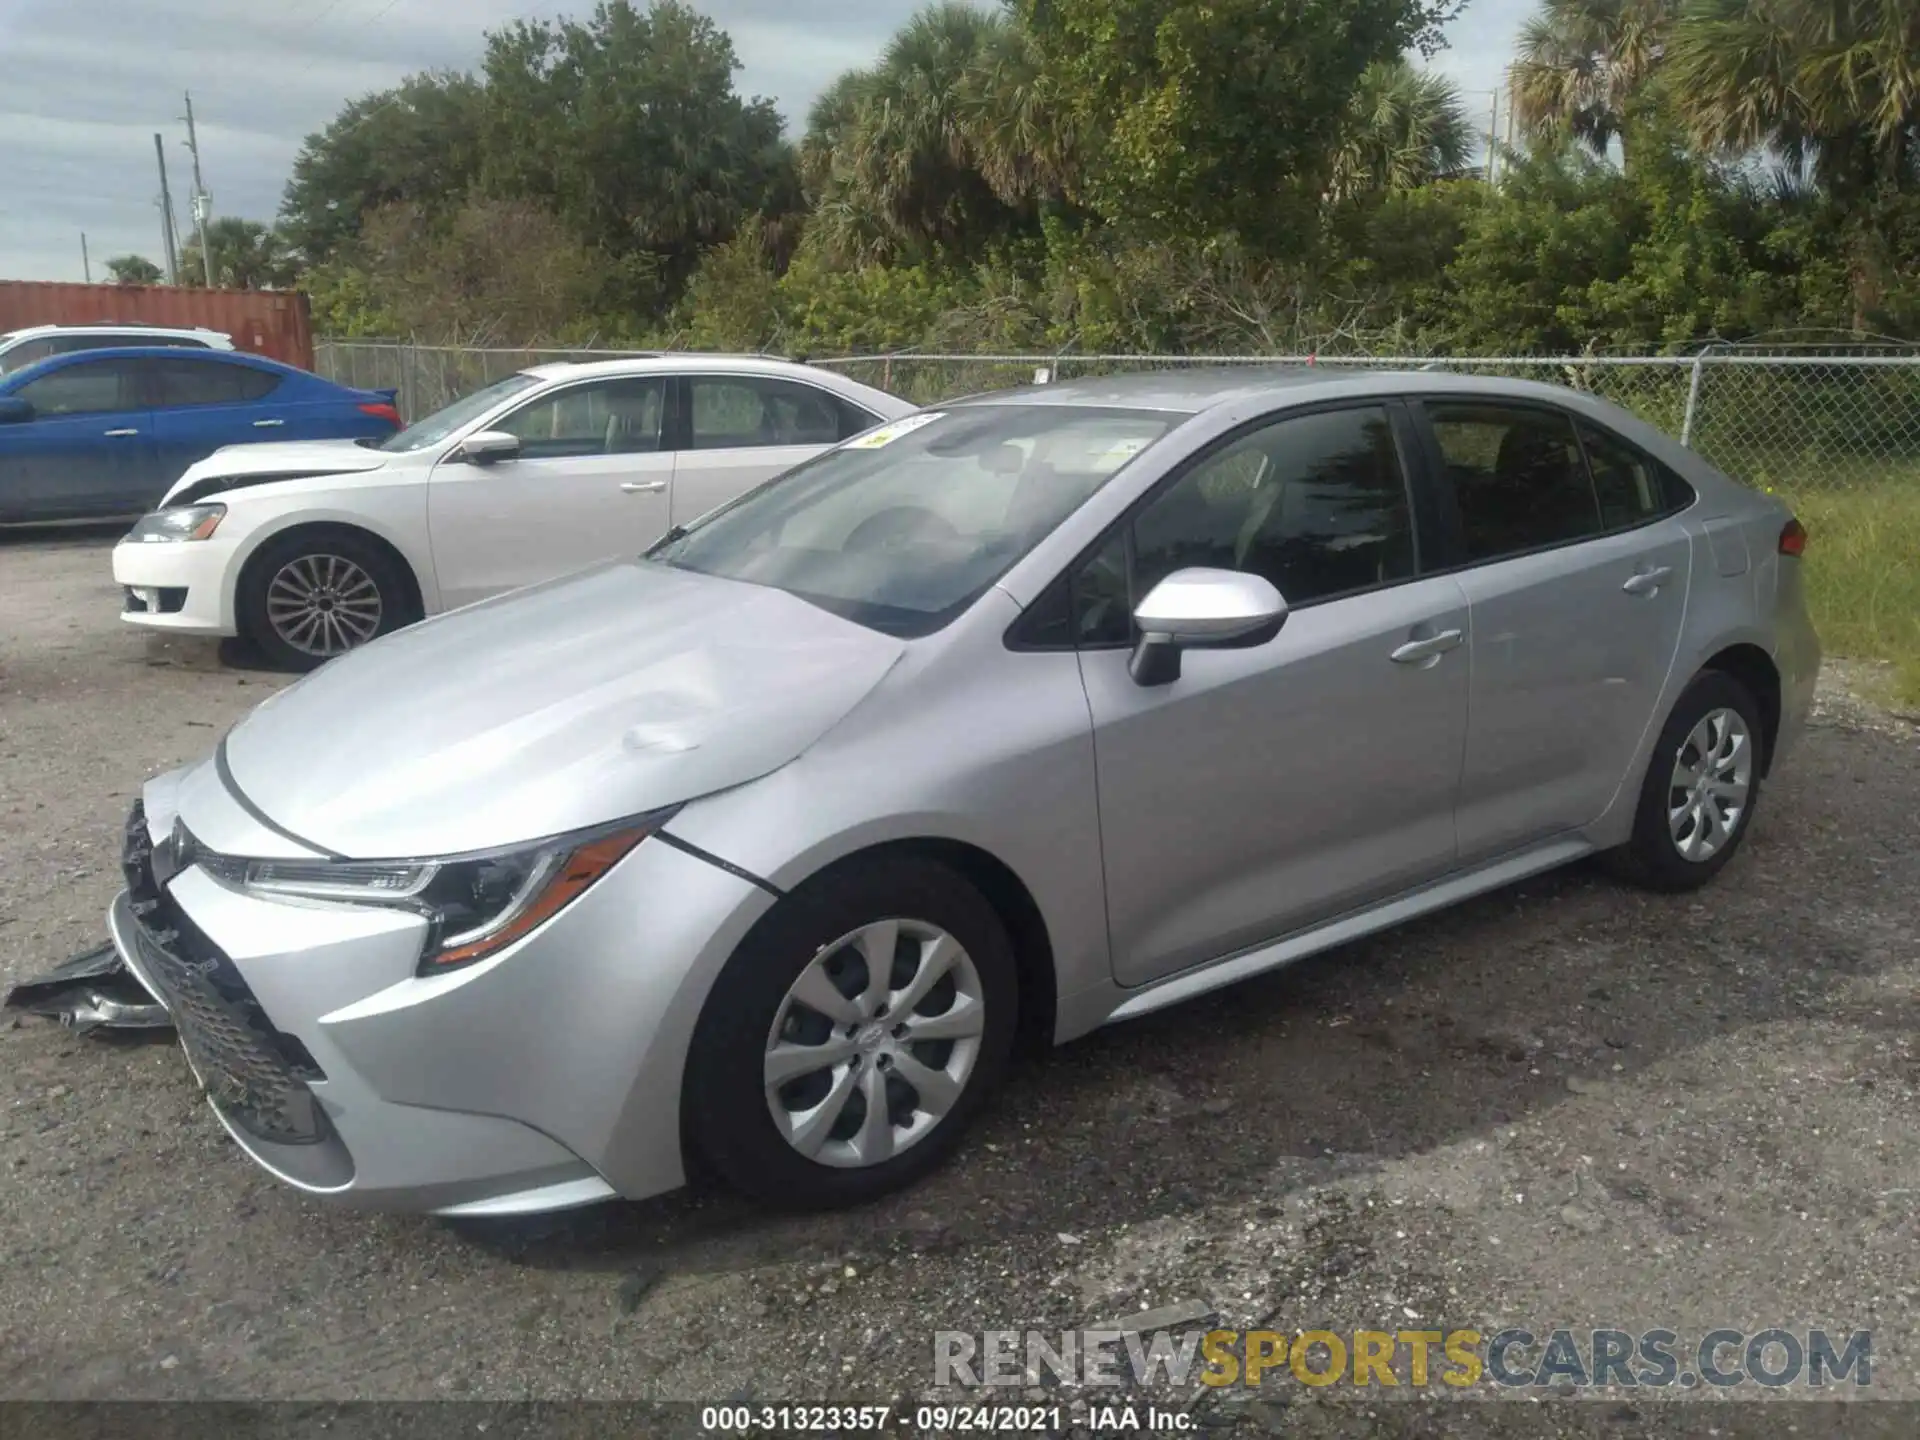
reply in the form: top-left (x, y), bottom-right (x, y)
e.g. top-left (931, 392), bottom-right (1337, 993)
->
top-left (0, 347), bottom-right (400, 523)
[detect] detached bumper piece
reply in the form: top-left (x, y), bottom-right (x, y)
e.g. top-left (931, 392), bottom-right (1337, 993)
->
top-left (2, 942), bottom-right (171, 1034)
top-left (119, 801), bottom-right (330, 1148)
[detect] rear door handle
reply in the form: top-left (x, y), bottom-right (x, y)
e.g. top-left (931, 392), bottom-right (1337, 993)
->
top-left (1622, 565), bottom-right (1673, 596)
top-left (103, 427), bottom-right (139, 437)
top-left (252, 418), bottom-right (285, 428)
top-left (1390, 628), bottom-right (1464, 665)
top-left (620, 480), bottom-right (667, 494)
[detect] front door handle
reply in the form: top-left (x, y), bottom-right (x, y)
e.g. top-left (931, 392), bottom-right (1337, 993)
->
top-left (103, 427), bottom-right (139, 437)
top-left (620, 479), bottom-right (667, 494)
top-left (1390, 628), bottom-right (1465, 665)
top-left (252, 418), bottom-right (285, 428)
top-left (1622, 565), bottom-right (1674, 596)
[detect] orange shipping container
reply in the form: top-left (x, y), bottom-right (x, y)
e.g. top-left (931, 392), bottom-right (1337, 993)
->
top-left (0, 280), bottom-right (315, 371)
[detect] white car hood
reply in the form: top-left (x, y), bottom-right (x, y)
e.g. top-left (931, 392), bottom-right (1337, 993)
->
top-left (218, 561), bottom-right (906, 858)
top-left (161, 440), bottom-right (394, 503)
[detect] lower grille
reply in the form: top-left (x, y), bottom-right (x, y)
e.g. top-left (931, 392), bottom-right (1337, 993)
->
top-left (123, 586), bottom-right (187, 615)
top-left (122, 801), bottom-right (329, 1146)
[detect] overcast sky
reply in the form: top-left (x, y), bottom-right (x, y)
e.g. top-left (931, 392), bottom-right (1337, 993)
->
top-left (0, 0), bottom-right (1534, 283)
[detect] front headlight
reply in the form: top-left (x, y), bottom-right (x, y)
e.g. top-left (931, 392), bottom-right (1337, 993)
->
top-left (225, 812), bottom-right (676, 971)
top-left (127, 504), bottom-right (226, 542)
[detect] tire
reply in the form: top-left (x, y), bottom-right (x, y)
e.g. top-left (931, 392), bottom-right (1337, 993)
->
top-left (238, 529), bottom-right (414, 673)
top-left (684, 855), bottom-right (1019, 1210)
top-left (1607, 670), bottom-right (1766, 892)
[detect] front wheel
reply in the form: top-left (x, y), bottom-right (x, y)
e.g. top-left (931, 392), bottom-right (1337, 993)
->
top-left (1608, 670), bottom-right (1765, 892)
top-left (238, 531), bottom-right (412, 672)
top-left (683, 856), bottom-right (1018, 1209)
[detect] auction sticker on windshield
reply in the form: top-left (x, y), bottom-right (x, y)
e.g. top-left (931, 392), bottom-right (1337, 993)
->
top-left (844, 413), bottom-right (944, 448)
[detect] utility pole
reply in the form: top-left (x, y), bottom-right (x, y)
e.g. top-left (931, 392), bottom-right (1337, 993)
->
top-left (1488, 88), bottom-right (1500, 185)
top-left (153, 132), bottom-right (180, 284)
top-left (182, 91), bottom-right (213, 286)
top-left (81, 233), bottom-right (91, 284)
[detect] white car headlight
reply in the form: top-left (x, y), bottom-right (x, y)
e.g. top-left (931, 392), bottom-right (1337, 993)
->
top-left (127, 504), bottom-right (227, 542)
top-left (217, 812), bottom-right (676, 972)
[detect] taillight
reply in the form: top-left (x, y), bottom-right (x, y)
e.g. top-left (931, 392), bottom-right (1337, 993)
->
top-left (358, 401), bottom-right (401, 426)
top-left (1779, 517), bottom-right (1808, 556)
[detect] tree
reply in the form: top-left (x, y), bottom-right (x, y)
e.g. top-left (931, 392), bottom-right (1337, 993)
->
top-left (1328, 59), bottom-right (1473, 201)
top-left (280, 71), bottom-right (487, 266)
top-left (104, 254), bottom-right (164, 285)
top-left (342, 197), bottom-right (612, 343)
top-left (179, 217), bottom-right (294, 289)
top-left (1012, 0), bottom-right (1462, 245)
top-left (799, 4), bottom-right (1034, 264)
top-left (1665, 0), bottom-right (1920, 328)
top-left (1510, 0), bottom-right (1677, 167)
top-left (479, 0), bottom-right (798, 303)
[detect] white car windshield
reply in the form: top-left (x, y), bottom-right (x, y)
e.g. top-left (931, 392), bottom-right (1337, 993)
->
top-left (650, 405), bottom-right (1179, 637)
top-left (375, 372), bottom-right (542, 452)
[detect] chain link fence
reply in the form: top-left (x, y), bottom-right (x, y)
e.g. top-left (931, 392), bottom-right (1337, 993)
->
top-left (316, 340), bottom-right (1920, 498)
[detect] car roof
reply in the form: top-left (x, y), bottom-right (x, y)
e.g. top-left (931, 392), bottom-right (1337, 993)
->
top-left (518, 354), bottom-right (841, 384)
top-left (939, 364), bottom-right (1633, 416)
top-left (4, 345), bottom-right (302, 379)
top-left (2, 322), bottom-right (230, 340)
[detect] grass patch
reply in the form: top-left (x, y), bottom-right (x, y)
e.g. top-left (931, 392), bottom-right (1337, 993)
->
top-left (1775, 481), bottom-right (1920, 707)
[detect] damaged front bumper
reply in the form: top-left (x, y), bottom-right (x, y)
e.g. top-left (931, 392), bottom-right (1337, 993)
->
top-left (3, 941), bottom-right (171, 1034)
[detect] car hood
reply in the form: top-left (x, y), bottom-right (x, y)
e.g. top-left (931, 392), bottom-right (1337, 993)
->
top-left (218, 561), bottom-right (906, 858)
top-left (161, 440), bottom-right (393, 504)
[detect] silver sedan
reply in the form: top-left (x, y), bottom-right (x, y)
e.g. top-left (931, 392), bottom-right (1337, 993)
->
top-left (105, 367), bottom-right (1819, 1215)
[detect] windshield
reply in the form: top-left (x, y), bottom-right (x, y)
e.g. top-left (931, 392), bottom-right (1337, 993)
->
top-left (650, 405), bottom-right (1180, 636)
top-left (376, 372), bottom-right (542, 452)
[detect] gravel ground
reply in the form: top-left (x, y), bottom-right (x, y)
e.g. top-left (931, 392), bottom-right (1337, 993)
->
top-left (4, 528), bottom-right (1920, 1435)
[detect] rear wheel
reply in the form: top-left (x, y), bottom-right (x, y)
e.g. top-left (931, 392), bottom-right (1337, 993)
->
top-left (239, 531), bottom-right (413, 672)
top-left (683, 856), bottom-right (1018, 1209)
top-left (1608, 670), bottom-right (1765, 892)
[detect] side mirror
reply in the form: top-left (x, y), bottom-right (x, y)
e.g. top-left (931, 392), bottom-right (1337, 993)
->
top-left (1129, 567), bottom-right (1288, 686)
top-left (455, 430), bottom-right (521, 466)
top-left (0, 397), bottom-right (34, 425)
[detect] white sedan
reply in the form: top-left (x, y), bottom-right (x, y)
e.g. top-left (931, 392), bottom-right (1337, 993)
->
top-left (112, 355), bottom-right (912, 668)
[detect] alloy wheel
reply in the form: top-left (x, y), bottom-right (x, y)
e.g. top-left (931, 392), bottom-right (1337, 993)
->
top-left (763, 918), bottom-right (986, 1168)
top-left (1668, 706), bottom-right (1754, 862)
top-left (264, 553), bottom-right (384, 657)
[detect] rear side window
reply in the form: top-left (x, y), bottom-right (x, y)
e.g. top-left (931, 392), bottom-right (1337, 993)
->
top-left (1578, 421), bottom-right (1693, 526)
top-left (835, 396), bottom-right (882, 440)
top-left (14, 359), bottom-right (136, 415)
top-left (1425, 403), bottom-right (1601, 562)
top-left (143, 357), bottom-right (280, 406)
top-left (689, 376), bottom-right (853, 449)
top-left (0, 338), bottom-right (55, 373)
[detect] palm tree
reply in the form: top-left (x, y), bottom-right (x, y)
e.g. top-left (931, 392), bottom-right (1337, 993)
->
top-left (800, 3), bottom-right (1053, 263)
top-left (183, 217), bottom-right (293, 289)
top-left (1328, 60), bottom-right (1474, 201)
top-left (1510, 0), bottom-right (1677, 167)
top-left (104, 254), bottom-right (164, 285)
top-left (955, 18), bottom-right (1077, 208)
top-left (1666, 0), bottom-right (1919, 182)
top-left (1665, 0), bottom-right (1920, 328)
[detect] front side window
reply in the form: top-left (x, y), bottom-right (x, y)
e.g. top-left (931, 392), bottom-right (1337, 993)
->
top-left (14, 360), bottom-right (134, 416)
top-left (690, 376), bottom-right (861, 449)
top-left (1074, 406), bottom-right (1418, 646)
top-left (652, 405), bottom-right (1180, 636)
top-left (1426, 403), bottom-right (1601, 562)
top-left (141, 357), bottom-right (280, 406)
top-left (495, 378), bottom-right (666, 459)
